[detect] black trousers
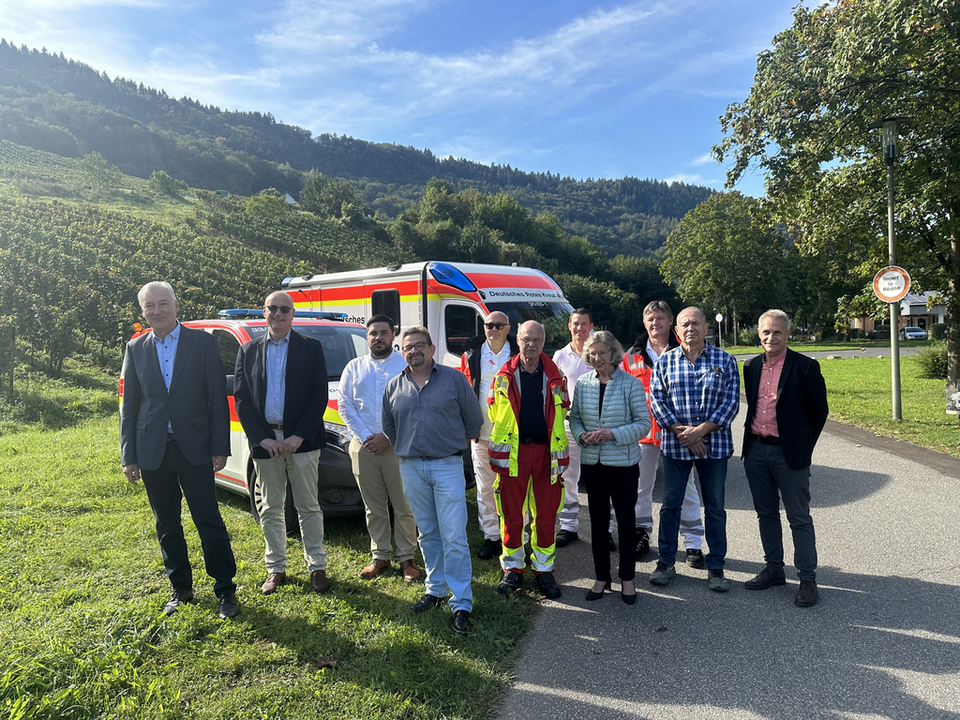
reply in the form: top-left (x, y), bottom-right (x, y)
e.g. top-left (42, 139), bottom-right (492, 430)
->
top-left (582, 462), bottom-right (639, 583)
top-left (140, 438), bottom-right (237, 597)
top-left (743, 441), bottom-right (817, 581)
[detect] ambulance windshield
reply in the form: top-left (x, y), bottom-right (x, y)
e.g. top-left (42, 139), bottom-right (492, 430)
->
top-left (486, 301), bottom-right (574, 356)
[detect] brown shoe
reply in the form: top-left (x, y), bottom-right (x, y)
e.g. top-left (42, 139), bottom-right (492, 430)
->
top-left (311, 569), bottom-right (330, 593)
top-left (399, 559), bottom-right (420, 583)
top-left (261, 571), bottom-right (286, 596)
top-left (795, 579), bottom-right (818, 607)
top-left (359, 559), bottom-right (390, 580)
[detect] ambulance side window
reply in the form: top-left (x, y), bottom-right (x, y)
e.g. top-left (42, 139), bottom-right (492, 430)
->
top-left (372, 290), bottom-right (400, 328)
top-left (445, 306), bottom-right (483, 356)
top-left (212, 330), bottom-right (241, 377)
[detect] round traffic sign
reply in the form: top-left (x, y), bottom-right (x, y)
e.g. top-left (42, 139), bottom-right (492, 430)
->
top-left (873, 266), bottom-right (911, 303)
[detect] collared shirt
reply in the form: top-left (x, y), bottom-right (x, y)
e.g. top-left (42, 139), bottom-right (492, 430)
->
top-left (264, 330), bottom-right (291, 424)
top-left (382, 362), bottom-right (483, 459)
top-left (478, 341), bottom-right (513, 440)
top-left (650, 343), bottom-right (740, 460)
top-left (152, 322), bottom-right (181, 392)
top-left (553, 342), bottom-right (591, 410)
top-left (517, 361), bottom-right (548, 443)
top-left (153, 322), bottom-right (181, 433)
top-left (338, 350), bottom-right (408, 441)
top-left (750, 350), bottom-right (786, 437)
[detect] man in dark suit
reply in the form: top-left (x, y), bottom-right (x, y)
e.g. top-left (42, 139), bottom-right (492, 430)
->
top-left (742, 309), bottom-right (829, 607)
top-left (121, 281), bottom-right (239, 618)
top-left (234, 291), bottom-right (331, 595)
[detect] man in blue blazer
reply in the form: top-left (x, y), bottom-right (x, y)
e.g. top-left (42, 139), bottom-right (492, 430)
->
top-left (120, 281), bottom-right (238, 618)
top-left (234, 291), bottom-right (331, 595)
top-left (742, 309), bottom-right (829, 607)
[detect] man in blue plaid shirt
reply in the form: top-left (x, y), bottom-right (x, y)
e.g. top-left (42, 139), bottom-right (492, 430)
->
top-left (649, 307), bottom-right (740, 592)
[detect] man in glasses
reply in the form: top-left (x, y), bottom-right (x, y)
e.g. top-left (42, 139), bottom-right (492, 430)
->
top-left (382, 327), bottom-right (483, 634)
top-left (488, 321), bottom-right (569, 599)
top-left (458, 311), bottom-right (518, 561)
top-left (234, 291), bottom-right (332, 596)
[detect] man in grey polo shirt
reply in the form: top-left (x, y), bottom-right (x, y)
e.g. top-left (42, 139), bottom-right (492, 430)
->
top-left (382, 326), bottom-right (483, 635)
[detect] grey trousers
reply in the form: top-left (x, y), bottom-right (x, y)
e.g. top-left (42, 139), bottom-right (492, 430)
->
top-left (743, 441), bottom-right (818, 581)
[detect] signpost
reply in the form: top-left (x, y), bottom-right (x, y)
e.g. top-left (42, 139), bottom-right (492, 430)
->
top-left (715, 313), bottom-right (723, 349)
top-left (873, 265), bottom-right (910, 421)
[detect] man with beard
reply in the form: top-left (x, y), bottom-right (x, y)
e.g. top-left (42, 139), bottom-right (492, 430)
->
top-left (382, 327), bottom-right (482, 634)
top-left (339, 315), bottom-right (420, 583)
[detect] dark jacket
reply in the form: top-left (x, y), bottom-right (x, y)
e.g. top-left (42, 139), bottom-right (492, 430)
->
top-left (120, 324), bottom-right (230, 470)
top-left (459, 334), bottom-right (519, 398)
top-left (234, 329), bottom-right (328, 459)
top-left (742, 348), bottom-right (829, 470)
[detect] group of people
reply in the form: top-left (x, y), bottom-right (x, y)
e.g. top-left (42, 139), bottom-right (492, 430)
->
top-left (120, 279), bottom-right (828, 636)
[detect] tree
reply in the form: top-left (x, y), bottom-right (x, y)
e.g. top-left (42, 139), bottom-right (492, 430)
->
top-left (714, 0), bottom-right (960, 411)
top-left (661, 192), bottom-right (786, 340)
top-left (301, 173), bottom-right (363, 219)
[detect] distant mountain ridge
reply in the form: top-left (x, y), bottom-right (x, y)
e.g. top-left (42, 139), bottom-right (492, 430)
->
top-left (0, 40), bottom-right (714, 258)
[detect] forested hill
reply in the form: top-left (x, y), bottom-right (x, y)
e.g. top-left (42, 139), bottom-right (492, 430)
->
top-left (0, 40), bottom-right (713, 258)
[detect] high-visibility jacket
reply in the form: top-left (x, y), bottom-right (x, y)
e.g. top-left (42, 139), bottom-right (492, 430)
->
top-left (488, 353), bottom-right (569, 479)
top-left (622, 331), bottom-right (680, 447)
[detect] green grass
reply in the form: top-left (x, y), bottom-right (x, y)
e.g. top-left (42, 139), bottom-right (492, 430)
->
top-left (0, 418), bottom-right (539, 719)
top-left (723, 340), bottom-right (931, 356)
top-left (816, 355), bottom-right (960, 456)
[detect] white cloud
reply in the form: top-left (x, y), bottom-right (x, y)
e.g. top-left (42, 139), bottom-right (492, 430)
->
top-left (691, 152), bottom-right (716, 166)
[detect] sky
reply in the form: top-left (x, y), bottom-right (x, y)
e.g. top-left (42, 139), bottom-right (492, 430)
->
top-left (0, 0), bottom-right (802, 198)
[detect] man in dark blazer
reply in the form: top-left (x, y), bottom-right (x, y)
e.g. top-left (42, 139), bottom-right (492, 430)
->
top-left (234, 291), bottom-right (331, 595)
top-left (742, 309), bottom-right (829, 607)
top-left (121, 281), bottom-right (239, 618)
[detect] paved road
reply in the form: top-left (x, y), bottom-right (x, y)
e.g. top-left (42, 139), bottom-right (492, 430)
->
top-left (494, 410), bottom-right (960, 720)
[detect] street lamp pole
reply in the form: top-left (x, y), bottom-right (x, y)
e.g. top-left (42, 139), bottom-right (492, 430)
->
top-left (883, 118), bottom-right (902, 421)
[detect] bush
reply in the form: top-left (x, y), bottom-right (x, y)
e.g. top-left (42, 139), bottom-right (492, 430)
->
top-left (915, 341), bottom-right (948, 379)
top-left (738, 328), bottom-right (760, 346)
top-left (931, 323), bottom-right (947, 340)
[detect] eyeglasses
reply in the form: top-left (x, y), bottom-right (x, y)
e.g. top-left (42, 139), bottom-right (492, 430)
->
top-left (402, 341), bottom-right (429, 353)
top-left (265, 305), bottom-right (292, 314)
top-left (588, 349), bottom-right (611, 358)
top-left (519, 338), bottom-right (544, 346)
top-left (484, 322), bottom-right (507, 330)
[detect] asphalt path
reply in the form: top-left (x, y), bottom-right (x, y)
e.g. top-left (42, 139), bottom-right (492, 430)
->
top-left (493, 409), bottom-right (960, 720)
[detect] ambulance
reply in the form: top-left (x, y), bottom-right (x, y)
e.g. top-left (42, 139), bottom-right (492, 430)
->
top-left (281, 261), bottom-right (575, 363)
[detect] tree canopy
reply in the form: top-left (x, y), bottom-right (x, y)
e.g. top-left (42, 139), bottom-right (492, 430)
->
top-left (714, 0), bottom-right (960, 400)
top-left (661, 192), bottom-right (786, 338)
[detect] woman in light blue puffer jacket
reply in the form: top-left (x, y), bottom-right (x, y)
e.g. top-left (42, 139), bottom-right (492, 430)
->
top-left (569, 330), bottom-right (651, 605)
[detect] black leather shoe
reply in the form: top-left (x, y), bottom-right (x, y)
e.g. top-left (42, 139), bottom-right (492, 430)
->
top-left (411, 593), bottom-right (446, 612)
top-left (218, 592), bottom-right (240, 619)
top-left (498, 570), bottom-right (523, 594)
top-left (534, 571), bottom-right (562, 599)
top-left (621, 579), bottom-right (637, 605)
top-left (477, 538), bottom-right (501, 560)
top-left (452, 609), bottom-right (472, 634)
top-left (555, 530), bottom-right (579, 547)
top-left (745, 567), bottom-right (787, 590)
top-left (795, 580), bottom-right (818, 607)
top-left (634, 528), bottom-right (650, 559)
top-left (163, 589), bottom-right (195, 616)
top-left (585, 580), bottom-right (611, 601)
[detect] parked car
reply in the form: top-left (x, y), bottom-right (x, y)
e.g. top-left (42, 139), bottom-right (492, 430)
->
top-left (899, 326), bottom-right (927, 341)
top-left (120, 310), bottom-right (370, 526)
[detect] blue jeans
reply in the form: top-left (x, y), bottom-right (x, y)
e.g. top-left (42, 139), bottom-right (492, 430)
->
top-left (658, 456), bottom-right (728, 570)
top-left (398, 456), bottom-right (473, 613)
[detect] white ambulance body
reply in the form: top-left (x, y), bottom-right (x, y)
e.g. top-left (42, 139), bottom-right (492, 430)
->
top-left (282, 262), bottom-right (575, 364)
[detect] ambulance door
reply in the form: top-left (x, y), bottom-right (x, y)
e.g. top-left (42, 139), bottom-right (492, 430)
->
top-left (439, 301), bottom-right (484, 368)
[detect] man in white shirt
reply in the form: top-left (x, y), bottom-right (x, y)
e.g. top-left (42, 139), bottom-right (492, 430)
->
top-left (459, 311), bottom-right (518, 560)
top-left (551, 308), bottom-right (601, 547)
top-left (338, 315), bottom-right (420, 582)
